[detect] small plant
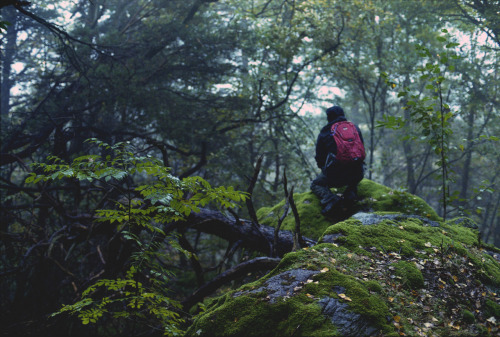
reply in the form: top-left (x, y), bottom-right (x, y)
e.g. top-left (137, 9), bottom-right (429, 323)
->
top-left (26, 139), bottom-right (247, 335)
top-left (379, 29), bottom-right (461, 221)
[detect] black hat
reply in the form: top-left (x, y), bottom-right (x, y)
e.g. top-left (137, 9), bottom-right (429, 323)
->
top-left (326, 106), bottom-right (345, 121)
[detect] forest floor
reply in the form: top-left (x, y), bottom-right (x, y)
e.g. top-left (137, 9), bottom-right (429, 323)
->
top-left (331, 244), bottom-right (499, 336)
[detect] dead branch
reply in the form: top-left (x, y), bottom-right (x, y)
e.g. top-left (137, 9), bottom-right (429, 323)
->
top-left (273, 169), bottom-right (290, 257)
top-left (288, 186), bottom-right (303, 251)
top-left (167, 207), bottom-right (316, 258)
top-left (181, 256), bottom-right (281, 311)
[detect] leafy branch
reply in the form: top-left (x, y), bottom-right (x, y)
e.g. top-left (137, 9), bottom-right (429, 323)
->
top-left (26, 138), bottom-right (247, 335)
top-left (379, 29), bottom-right (461, 220)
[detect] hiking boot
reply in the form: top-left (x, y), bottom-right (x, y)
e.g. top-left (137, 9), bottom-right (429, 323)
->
top-left (320, 194), bottom-right (339, 207)
top-left (342, 190), bottom-right (358, 203)
top-left (321, 196), bottom-right (341, 216)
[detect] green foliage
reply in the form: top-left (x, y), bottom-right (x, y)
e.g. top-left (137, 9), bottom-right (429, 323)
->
top-left (379, 29), bottom-right (462, 220)
top-left (0, 20), bottom-right (9, 33)
top-left (26, 139), bottom-right (247, 335)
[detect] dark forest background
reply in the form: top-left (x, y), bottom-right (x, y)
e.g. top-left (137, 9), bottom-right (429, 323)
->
top-left (1, 0), bottom-right (499, 335)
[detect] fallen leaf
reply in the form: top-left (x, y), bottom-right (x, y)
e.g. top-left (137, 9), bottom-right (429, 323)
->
top-left (393, 315), bottom-right (401, 322)
top-left (320, 267), bottom-right (329, 273)
top-left (425, 242), bottom-right (432, 247)
top-left (339, 293), bottom-right (352, 301)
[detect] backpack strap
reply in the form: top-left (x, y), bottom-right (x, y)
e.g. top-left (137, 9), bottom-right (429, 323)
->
top-left (331, 123), bottom-right (339, 136)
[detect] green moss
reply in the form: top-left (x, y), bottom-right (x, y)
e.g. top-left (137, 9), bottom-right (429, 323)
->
top-left (462, 310), bottom-right (475, 324)
top-left (318, 216), bottom-right (482, 259)
top-left (440, 220), bottom-right (480, 247)
top-left (256, 179), bottom-right (441, 241)
top-left (187, 180), bottom-right (500, 336)
top-left (479, 254), bottom-right (500, 286)
top-left (186, 293), bottom-right (339, 336)
top-left (393, 261), bottom-right (424, 290)
top-left (484, 299), bottom-right (500, 318)
top-left (357, 180), bottom-right (441, 221)
top-left (310, 270), bottom-right (392, 330)
top-left (186, 247), bottom-right (395, 336)
top-left (186, 287), bottom-right (341, 336)
top-left (256, 190), bottom-right (332, 240)
top-left (364, 280), bottom-right (383, 293)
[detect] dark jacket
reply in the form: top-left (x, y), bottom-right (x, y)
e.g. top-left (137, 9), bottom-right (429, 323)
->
top-left (314, 112), bottom-right (364, 169)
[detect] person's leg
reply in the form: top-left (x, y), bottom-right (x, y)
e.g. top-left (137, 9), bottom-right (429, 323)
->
top-left (310, 172), bottom-right (340, 212)
top-left (341, 164), bottom-right (364, 204)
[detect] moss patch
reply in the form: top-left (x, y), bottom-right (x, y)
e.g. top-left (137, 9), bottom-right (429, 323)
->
top-left (186, 180), bottom-right (500, 337)
top-left (186, 246), bottom-right (395, 336)
top-left (356, 180), bottom-right (440, 220)
top-left (256, 179), bottom-right (441, 241)
top-left (186, 293), bottom-right (338, 337)
top-left (318, 216), bottom-right (479, 258)
top-left (256, 190), bottom-right (332, 240)
top-left (393, 261), bottom-right (424, 290)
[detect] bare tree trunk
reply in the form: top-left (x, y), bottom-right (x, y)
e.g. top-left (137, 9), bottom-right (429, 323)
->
top-left (459, 108), bottom-right (475, 204)
top-left (1, 6), bottom-right (17, 116)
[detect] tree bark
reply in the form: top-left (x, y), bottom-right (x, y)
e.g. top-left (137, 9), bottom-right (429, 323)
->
top-left (1, 6), bottom-right (17, 116)
top-left (166, 208), bottom-right (316, 258)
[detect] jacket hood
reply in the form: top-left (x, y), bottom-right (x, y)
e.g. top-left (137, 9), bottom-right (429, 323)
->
top-left (326, 105), bottom-right (345, 122)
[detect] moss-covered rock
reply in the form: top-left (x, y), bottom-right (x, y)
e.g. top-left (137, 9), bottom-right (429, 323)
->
top-left (393, 261), bottom-right (424, 290)
top-left (256, 179), bottom-right (440, 240)
top-left (186, 246), bottom-right (395, 337)
top-left (186, 181), bottom-right (500, 337)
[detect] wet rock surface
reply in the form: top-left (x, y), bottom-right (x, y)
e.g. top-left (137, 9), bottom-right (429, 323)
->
top-left (234, 270), bottom-right (379, 336)
top-left (352, 212), bottom-right (441, 227)
top-left (233, 269), bottom-right (319, 303)
top-left (319, 290), bottom-right (379, 337)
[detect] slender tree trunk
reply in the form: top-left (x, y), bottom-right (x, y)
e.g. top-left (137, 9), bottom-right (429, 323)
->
top-left (0, 6), bottom-right (17, 116)
top-left (459, 108), bottom-right (475, 203)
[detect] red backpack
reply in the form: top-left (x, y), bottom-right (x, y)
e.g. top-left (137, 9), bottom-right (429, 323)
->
top-left (330, 121), bottom-right (365, 164)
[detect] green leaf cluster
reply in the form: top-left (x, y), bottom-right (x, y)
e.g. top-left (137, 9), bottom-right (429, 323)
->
top-left (28, 139), bottom-right (248, 335)
top-left (380, 30), bottom-right (462, 220)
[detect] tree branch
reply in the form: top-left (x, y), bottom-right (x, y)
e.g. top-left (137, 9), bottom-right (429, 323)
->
top-left (166, 207), bottom-right (316, 258)
top-left (181, 256), bottom-right (281, 311)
